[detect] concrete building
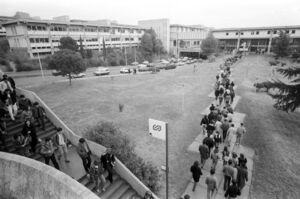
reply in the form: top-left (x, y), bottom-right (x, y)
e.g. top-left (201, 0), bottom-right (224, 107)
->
top-left (138, 18), bottom-right (170, 53)
top-left (2, 18), bottom-right (145, 59)
top-left (0, 16), bottom-right (16, 38)
top-left (212, 26), bottom-right (300, 53)
top-left (170, 24), bottom-right (209, 57)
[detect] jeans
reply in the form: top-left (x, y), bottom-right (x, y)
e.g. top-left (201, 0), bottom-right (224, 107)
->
top-left (224, 175), bottom-right (231, 191)
top-left (7, 103), bottom-right (18, 120)
top-left (45, 154), bottom-right (60, 170)
top-left (81, 155), bottom-right (91, 173)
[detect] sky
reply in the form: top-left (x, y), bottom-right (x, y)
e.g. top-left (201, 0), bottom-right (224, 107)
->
top-left (1, 0), bottom-right (300, 28)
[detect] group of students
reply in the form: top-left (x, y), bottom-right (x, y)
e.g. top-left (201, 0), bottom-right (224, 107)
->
top-left (187, 55), bottom-right (249, 199)
top-left (76, 138), bottom-right (116, 194)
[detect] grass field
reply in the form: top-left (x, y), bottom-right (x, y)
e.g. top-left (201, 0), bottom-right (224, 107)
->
top-left (22, 55), bottom-right (300, 199)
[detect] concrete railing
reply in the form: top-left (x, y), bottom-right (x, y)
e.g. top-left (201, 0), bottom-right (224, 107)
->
top-left (16, 88), bottom-right (159, 199)
top-left (0, 152), bottom-right (99, 199)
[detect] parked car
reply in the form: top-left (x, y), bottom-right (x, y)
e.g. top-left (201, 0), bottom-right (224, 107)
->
top-left (165, 63), bottom-right (177, 70)
top-left (120, 67), bottom-right (131, 74)
top-left (131, 61), bottom-right (139, 66)
top-left (52, 70), bottom-right (63, 76)
top-left (69, 73), bottom-right (86, 78)
top-left (94, 67), bottom-right (110, 76)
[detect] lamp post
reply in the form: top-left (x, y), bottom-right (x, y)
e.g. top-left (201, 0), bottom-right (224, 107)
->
top-left (37, 52), bottom-right (44, 79)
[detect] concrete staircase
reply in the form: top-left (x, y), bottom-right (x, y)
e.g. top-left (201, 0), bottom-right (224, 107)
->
top-left (2, 110), bottom-right (142, 199)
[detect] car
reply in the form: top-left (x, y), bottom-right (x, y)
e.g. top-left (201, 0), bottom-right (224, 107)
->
top-left (52, 70), bottom-right (63, 76)
top-left (138, 64), bottom-right (147, 68)
top-left (131, 61), bottom-right (139, 66)
top-left (120, 67), bottom-right (131, 74)
top-left (69, 73), bottom-right (86, 78)
top-left (94, 67), bottom-right (110, 76)
top-left (164, 63), bottom-right (176, 70)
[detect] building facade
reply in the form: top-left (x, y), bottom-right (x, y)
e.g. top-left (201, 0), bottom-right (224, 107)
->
top-left (138, 19), bottom-right (170, 53)
top-left (2, 18), bottom-right (145, 58)
top-left (170, 24), bottom-right (209, 57)
top-left (212, 26), bottom-right (300, 53)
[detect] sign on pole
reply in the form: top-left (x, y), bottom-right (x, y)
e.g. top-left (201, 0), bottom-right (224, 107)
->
top-left (149, 118), bottom-right (167, 141)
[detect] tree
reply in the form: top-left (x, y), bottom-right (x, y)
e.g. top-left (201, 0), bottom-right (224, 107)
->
top-left (265, 67), bottom-right (300, 112)
top-left (0, 38), bottom-right (10, 58)
top-left (79, 36), bottom-right (86, 58)
top-left (48, 49), bottom-right (86, 85)
top-left (59, 37), bottom-right (78, 51)
top-left (201, 32), bottom-right (218, 56)
top-left (140, 29), bottom-right (165, 61)
top-left (273, 30), bottom-right (290, 57)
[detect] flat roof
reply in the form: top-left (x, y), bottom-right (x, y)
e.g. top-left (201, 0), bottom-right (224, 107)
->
top-left (213, 25), bottom-right (300, 32)
top-left (170, 24), bottom-right (207, 29)
top-left (1, 18), bottom-right (144, 29)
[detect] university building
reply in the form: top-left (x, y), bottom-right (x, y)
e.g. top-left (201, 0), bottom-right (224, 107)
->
top-left (1, 13), bottom-right (145, 59)
top-left (138, 19), bottom-right (210, 57)
top-left (212, 26), bottom-right (300, 53)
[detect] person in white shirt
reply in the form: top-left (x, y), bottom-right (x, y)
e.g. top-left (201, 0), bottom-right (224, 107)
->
top-left (55, 127), bottom-right (70, 163)
top-left (236, 123), bottom-right (246, 145)
top-left (226, 124), bottom-right (236, 147)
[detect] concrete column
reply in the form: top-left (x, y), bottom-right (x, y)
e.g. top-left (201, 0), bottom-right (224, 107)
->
top-left (267, 33), bottom-right (273, 54)
top-left (236, 31), bottom-right (241, 50)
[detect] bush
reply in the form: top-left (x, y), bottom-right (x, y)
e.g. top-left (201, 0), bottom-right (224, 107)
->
top-left (199, 53), bottom-right (208, 60)
top-left (16, 62), bottom-right (35, 71)
top-left (85, 122), bottom-right (161, 193)
top-left (292, 53), bottom-right (300, 59)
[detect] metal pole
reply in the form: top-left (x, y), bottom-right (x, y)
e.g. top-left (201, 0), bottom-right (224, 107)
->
top-left (182, 84), bottom-right (184, 113)
top-left (37, 52), bottom-right (44, 79)
top-left (165, 122), bottom-right (169, 199)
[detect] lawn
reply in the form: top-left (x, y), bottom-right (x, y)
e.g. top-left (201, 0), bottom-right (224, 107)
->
top-left (27, 59), bottom-right (223, 198)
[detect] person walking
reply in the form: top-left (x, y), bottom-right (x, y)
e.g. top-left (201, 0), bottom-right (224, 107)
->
top-left (101, 148), bottom-right (116, 183)
top-left (237, 163), bottom-right (248, 192)
top-left (21, 119), bottom-right (38, 153)
top-left (238, 153), bottom-right (247, 167)
top-left (223, 159), bottom-right (235, 191)
top-left (205, 169), bottom-right (218, 199)
top-left (54, 127), bottom-right (70, 163)
top-left (190, 161), bottom-right (203, 192)
top-left (199, 143), bottom-right (209, 168)
top-left (18, 95), bottom-right (32, 111)
top-left (226, 124), bottom-right (235, 147)
top-left (2, 89), bottom-right (18, 121)
top-left (224, 181), bottom-right (241, 199)
top-left (40, 137), bottom-right (60, 170)
top-left (203, 135), bottom-right (215, 155)
top-left (20, 106), bottom-right (34, 123)
top-left (221, 119), bottom-right (230, 142)
top-left (32, 102), bottom-right (46, 130)
top-left (77, 138), bottom-right (92, 175)
top-left (0, 118), bottom-right (7, 151)
top-left (211, 147), bottom-right (219, 170)
top-left (90, 160), bottom-right (106, 193)
top-left (236, 123), bottom-right (246, 145)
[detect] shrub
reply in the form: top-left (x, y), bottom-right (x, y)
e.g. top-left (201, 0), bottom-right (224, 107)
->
top-left (291, 53), bottom-right (300, 59)
top-left (199, 53), bottom-right (208, 60)
top-left (85, 122), bottom-right (161, 193)
top-left (16, 62), bottom-right (35, 71)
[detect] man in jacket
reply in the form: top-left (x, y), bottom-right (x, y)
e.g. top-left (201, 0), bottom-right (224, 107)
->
top-left (223, 160), bottom-right (235, 191)
top-left (77, 138), bottom-right (92, 174)
top-left (40, 138), bottom-right (60, 170)
top-left (101, 148), bottom-right (115, 183)
top-left (205, 169), bottom-right (218, 199)
top-left (224, 180), bottom-right (241, 199)
top-left (18, 95), bottom-right (32, 111)
top-left (54, 127), bottom-right (70, 163)
top-left (32, 102), bottom-right (45, 130)
top-left (199, 143), bottom-right (209, 168)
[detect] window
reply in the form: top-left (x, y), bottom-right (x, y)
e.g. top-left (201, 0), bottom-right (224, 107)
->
top-left (267, 30), bottom-right (271, 34)
top-left (35, 38), bottom-right (39, 43)
top-left (241, 32), bottom-right (244, 35)
top-left (226, 32), bottom-right (229, 36)
top-left (137, 30), bottom-right (142, 34)
top-left (27, 26), bottom-right (32, 30)
top-left (286, 30), bottom-right (290, 34)
top-left (273, 30), bottom-right (277, 34)
top-left (129, 29), bottom-right (134, 33)
top-left (235, 32), bottom-right (238, 35)
top-left (292, 30), bottom-right (296, 34)
top-left (30, 38), bottom-right (34, 43)
top-left (251, 32), bottom-right (254, 35)
top-left (256, 31), bottom-right (259, 35)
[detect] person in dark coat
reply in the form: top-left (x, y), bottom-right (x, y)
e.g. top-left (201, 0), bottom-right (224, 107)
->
top-left (77, 138), bottom-right (92, 174)
top-left (199, 143), bottom-right (209, 168)
top-left (101, 148), bottom-right (116, 183)
top-left (190, 161), bottom-right (203, 192)
top-left (203, 135), bottom-right (215, 155)
top-left (18, 95), bottom-right (32, 111)
top-left (224, 180), bottom-right (241, 198)
top-left (237, 163), bottom-right (248, 191)
top-left (40, 137), bottom-right (60, 170)
top-left (21, 119), bottom-right (38, 153)
top-left (0, 118), bottom-right (7, 151)
top-left (238, 153), bottom-right (247, 167)
top-left (32, 102), bottom-right (46, 130)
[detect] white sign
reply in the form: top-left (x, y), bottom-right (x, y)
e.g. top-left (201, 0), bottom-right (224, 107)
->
top-left (149, 118), bottom-right (167, 141)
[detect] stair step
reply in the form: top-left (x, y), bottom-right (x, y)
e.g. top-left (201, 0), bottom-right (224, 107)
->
top-left (99, 178), bottom-right (124, 199)
top-left (108, 183), bottom-right (130, 199)
top-left (120, 189), bottom-right (136, 199)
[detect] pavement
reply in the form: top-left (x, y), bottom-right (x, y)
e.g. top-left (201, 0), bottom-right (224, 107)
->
top-left (182, 63), bottom-right (254, 199)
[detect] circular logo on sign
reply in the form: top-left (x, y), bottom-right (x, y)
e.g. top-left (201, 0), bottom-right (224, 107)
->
top-left (153, 124), bottom-right (161, 131)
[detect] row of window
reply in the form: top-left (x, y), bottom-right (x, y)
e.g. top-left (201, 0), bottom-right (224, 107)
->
top-left (32, 46), bottom-right (51, 49)
top-left (29, 38), bottom-right (49, 43)
top-left (226, 29), bottom-right (297, 36)
top-left (27, 25), bottom-right (142, 34)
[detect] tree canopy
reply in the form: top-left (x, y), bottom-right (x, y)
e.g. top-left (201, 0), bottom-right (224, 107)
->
top-left (59, 37), bottom-right (78, 51)
top-left (48, 49), bottom-right (86, 85)
top-left (201, 32), bottom-right (218, 56)
top-left (273, 31), bottom-right (290, 57)
top-left (140, 29), bottom-right (165, 61)
top-left (0, 38), bottom-right (10, 58)
top-left (266, 66), bottom-right (300, 112)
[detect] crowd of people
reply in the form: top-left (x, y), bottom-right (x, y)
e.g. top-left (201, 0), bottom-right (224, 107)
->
top-left (185, 55), bottom-right (249, 199)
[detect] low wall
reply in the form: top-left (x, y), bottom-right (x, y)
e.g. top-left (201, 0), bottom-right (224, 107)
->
top-left (0, 152), bottom-right (99, 199)
top-left (16, 88), bottom-right (159, 199)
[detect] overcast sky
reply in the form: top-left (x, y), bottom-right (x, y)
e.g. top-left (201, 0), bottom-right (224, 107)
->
top-left (1, 0), bottom-right (300, 28)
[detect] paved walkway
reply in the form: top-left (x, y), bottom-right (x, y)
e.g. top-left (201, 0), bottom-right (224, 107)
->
top-left (182, 62), bottom-right (254, 199)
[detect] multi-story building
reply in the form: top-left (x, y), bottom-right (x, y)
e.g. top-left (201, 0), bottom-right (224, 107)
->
top-left (170, 24), bottom-right (209, 57)
top-left (2, 17), bottom-right (145, 59)
top-left (212, 26), bottom-right (300, 53)
top-left (0, 16), bottom-right (16, 38)
top-left (138, 19), bottom-right (170, 53)
top-left (138, 19), bottom-right (210, 57)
